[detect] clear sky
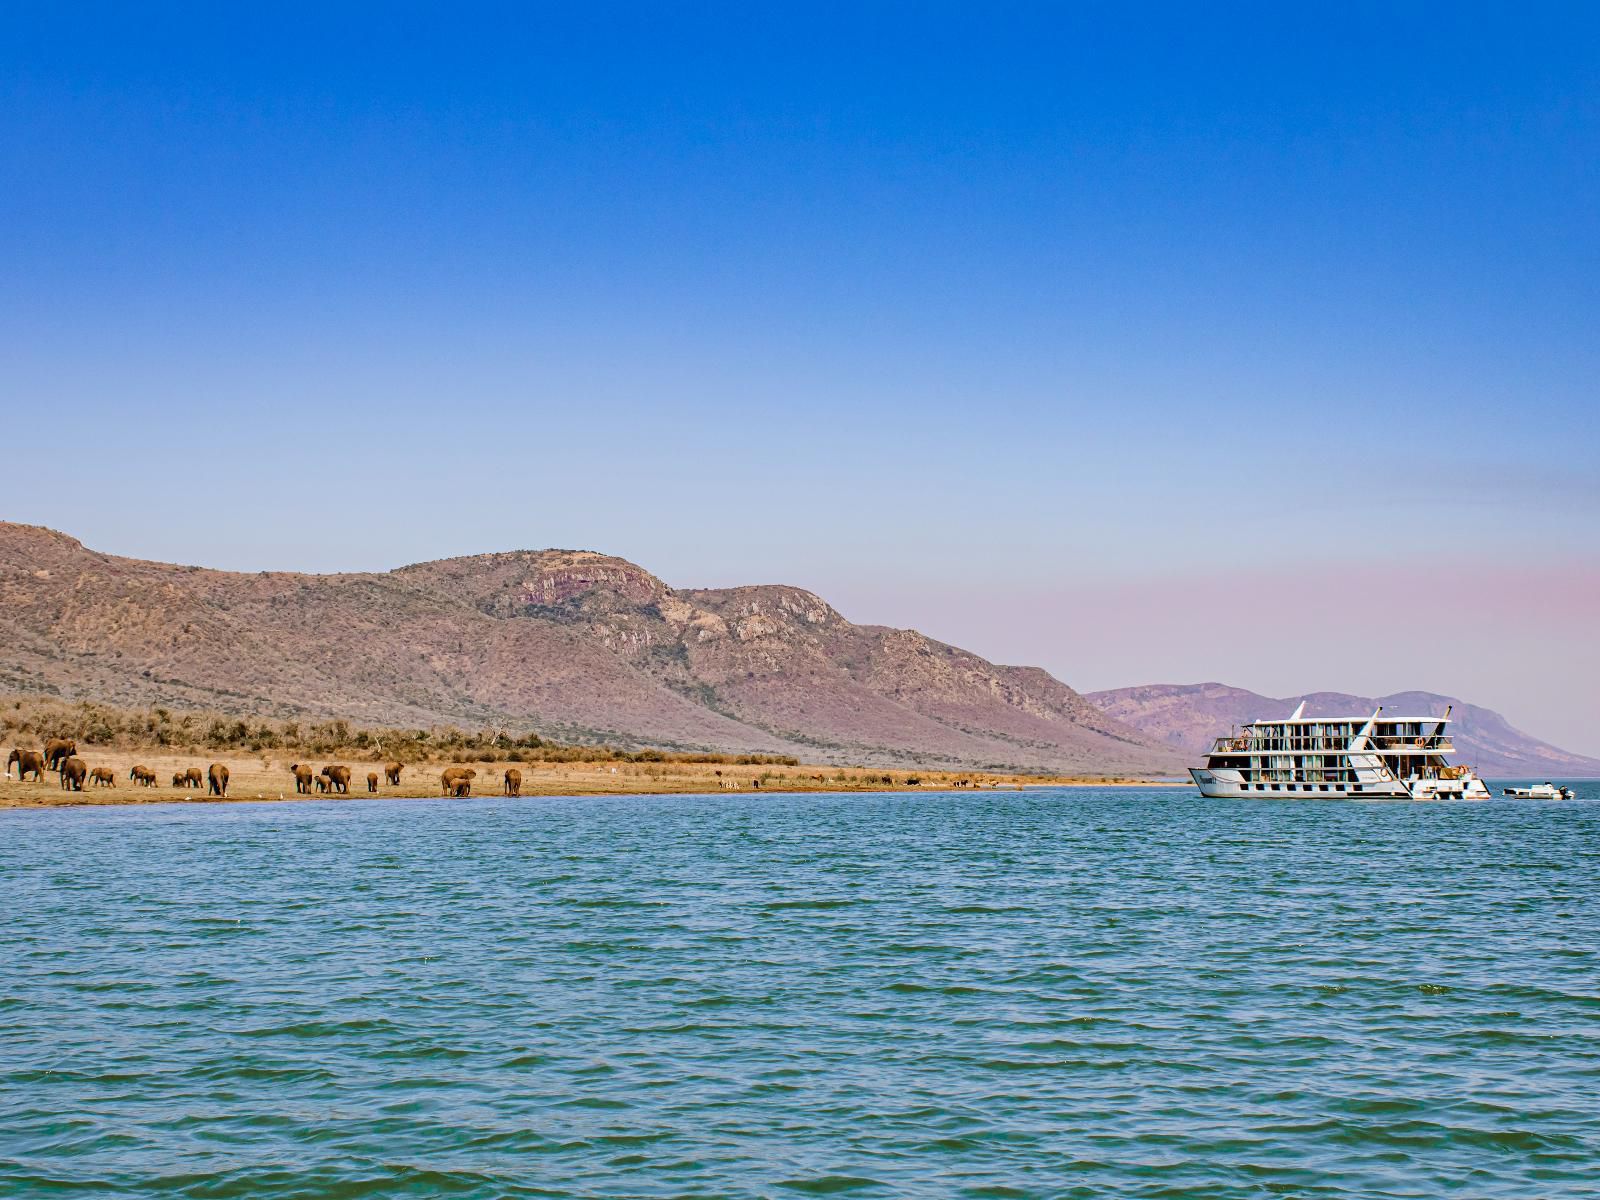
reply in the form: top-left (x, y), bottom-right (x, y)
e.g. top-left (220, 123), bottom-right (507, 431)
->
top-left (4, 4), bottom-right (1598, 754)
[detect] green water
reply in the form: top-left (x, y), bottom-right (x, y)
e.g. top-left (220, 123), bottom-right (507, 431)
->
top-left (3, 787), bottom-right (1598, 1197)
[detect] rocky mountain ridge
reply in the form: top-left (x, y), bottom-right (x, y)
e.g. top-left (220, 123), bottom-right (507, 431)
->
top-left (0, 524), bottom-right (1179, 775)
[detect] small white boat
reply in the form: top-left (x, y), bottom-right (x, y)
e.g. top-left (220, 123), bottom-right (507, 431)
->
top-left (1502, 782), bottom-right (1576, 800)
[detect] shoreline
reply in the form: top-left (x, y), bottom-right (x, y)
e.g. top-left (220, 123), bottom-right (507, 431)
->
top-left (1, 745), bottom-right (1181, 810)
top-left (0, 778), bottom-right (1186, 810)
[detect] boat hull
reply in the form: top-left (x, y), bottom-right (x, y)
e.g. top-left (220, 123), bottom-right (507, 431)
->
top-left (1191, 767), bottom-right (1489, 801)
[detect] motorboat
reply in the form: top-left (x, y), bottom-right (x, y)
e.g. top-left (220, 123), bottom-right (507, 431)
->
top-left (1502, 782), bottom-right (1576, 800)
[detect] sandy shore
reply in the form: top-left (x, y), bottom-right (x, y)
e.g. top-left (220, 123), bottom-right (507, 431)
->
top-left (1, 746), bottom-right (1169, 809)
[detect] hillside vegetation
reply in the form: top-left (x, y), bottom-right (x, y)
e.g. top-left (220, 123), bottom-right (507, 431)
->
top-left (0, 693), bottom-right (799, 766)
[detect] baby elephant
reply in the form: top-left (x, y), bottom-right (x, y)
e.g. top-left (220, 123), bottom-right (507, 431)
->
top-left (90, 767), bottom-right (116, 788)
top-left (366, 772), bottom-right (379, 793)
top-left (439, 767), bottom-right (476, 797)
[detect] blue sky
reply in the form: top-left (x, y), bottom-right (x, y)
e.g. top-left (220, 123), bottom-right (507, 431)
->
top-left (4, 4), bottom-right (1598, 752)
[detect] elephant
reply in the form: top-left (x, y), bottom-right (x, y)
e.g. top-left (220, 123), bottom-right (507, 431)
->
top-left (385, 761), bottom-right (403, 786)
top-left (208, 764), bottom-right (229, 796)
top-left (44, 739), bottom-right (77, 770)
top-left (315, 776), bottom-right (329, 793)
top-left (172, 772), bottom-right (186, 788)
top-left (59, 757), bottom-right (88, 791)
top-left (90, 767), bottom-right (116, 788)
top-left (129, 765), bottom-right (158, 787)
top-left (366, 772), bottom-right (379, 793)
top-left (184, 767), bottom-right (204, 789)
top-left (321, 765), bottom-right (352, 795)
top-left (7, 749), bottom-right (45, 781)
top-left (440, 766), bottom-right (476, 796)
top-left (290, 763), bottom-right (314, 794)
top-left (503, 768), bottom-right (522, 796)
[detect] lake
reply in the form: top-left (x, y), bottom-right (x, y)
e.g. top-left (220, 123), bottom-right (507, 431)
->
top-left (3, 786), bottom-right (1597, 1198)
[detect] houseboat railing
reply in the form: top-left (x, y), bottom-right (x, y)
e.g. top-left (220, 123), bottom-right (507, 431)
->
top-left (1210, 736), bottom-right (1455, 754)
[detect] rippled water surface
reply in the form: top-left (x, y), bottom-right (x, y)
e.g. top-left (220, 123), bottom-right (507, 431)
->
top-left (4, 786), bottom-right (1599, 1198)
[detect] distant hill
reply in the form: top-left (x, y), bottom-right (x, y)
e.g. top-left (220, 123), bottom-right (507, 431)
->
top-left (1087, 682), bottom-right (1600, 778)
top-left (0, 523), bottom-right (1180, 775)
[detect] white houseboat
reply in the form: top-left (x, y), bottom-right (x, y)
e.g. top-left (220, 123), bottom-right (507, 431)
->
top-left (1190, 703), bottom-right (1491, 800)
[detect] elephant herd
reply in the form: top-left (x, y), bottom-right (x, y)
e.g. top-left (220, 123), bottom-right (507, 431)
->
top-left (282, 760), bottom-right (418, 795)
top-left (7, 744), bottom-right (527, 800)
top-left (437, 766), bottom-right (521, 796)
top-left (291, 762), bottom-right (358, 794)
top-left (124, 763), bottom-right (228, 794)
top-left (291, 762), bottom-right (522, 797)
top-left (6, 741), bottom-right (231, 795)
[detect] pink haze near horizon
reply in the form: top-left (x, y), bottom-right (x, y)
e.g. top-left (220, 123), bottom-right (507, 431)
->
top-left (821, 562), bottom-right (1600, 762)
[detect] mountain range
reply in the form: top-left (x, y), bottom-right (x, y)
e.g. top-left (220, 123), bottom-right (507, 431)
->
top-left (1087, 682), bottom-right (1600, 778)
top-left (0, 523), bottom-right (1176, 774)
top-left (5, 523), bottom-right (1591, 778)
